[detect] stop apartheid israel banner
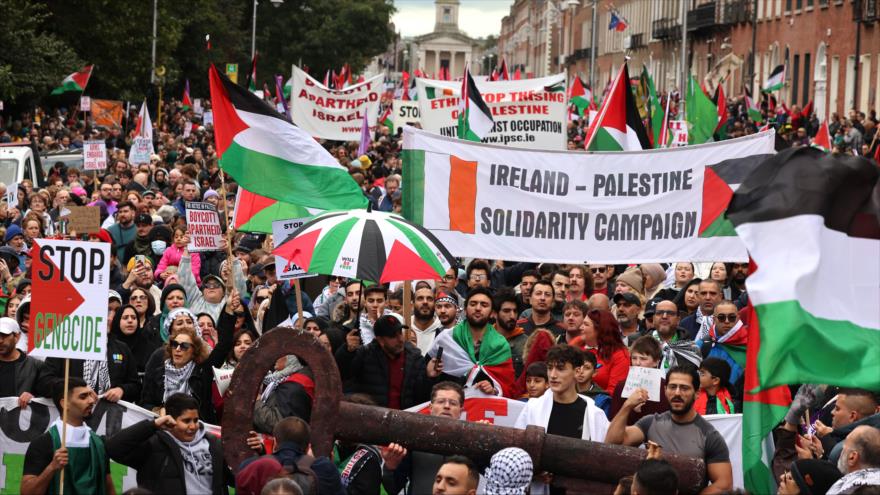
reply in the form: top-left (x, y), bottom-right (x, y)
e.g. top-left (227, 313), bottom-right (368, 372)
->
top-left (29, 239), bottom-right (110, 360)
top-left (402, 126), bottom-right (776, 264)
top-left (289, 65), bottom-right (383, 141)
top-left (416, 73), bottom-right (567, 150)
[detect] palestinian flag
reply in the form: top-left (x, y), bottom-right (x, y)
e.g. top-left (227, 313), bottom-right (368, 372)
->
top-left (568, 77), bottom-right (590, 117)
top-left (182, 79), bottom-right (193, 110)
top-left (51, 65), bottom-right (93, 95)
top-left (379, 107), bottom-right (393, 134)
top-left (762, 65), bottom-right (785, 93)
top-left (584, 63), bottom-right (651, 151)
top-left (457, 67), bottom-right (494, 142)
top-left (208, 64), bottom-right (367, 210)
top-left (498, 59), bottom-right (510, 81)
top-left (811, 120), bottom-right (832, 152)
top-left (698, 151), bottom-right (775, 237)
top-left (233, 186), bottom-right (319, 233)
top-left (726, 146), bottom-right (880, 394)
top-left (745, 94), bottom-right (762, 123)
top-left (429, 321), bottom-right (516, 398)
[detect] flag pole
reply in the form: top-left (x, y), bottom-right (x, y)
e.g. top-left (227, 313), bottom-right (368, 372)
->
top-left (295, 279), bottom-right (304, 328)
top-left (59, 357), bottom-right (70, 495)
top-left (403, 281), bottom-right (413, 342)
top-left (219, 171), bottom-right (235, 294)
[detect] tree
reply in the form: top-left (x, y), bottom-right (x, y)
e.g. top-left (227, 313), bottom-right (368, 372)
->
top-left (0, 0), bottom-right (83, 104)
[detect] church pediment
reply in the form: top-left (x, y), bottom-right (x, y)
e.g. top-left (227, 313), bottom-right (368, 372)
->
top-left (415, 32), bottom-right (477, 46)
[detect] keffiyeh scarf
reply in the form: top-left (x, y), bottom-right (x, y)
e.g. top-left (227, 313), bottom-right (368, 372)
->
top-left (657, 337), bottom-right (702, 370)
top-left (260, 355), bottom-right (304, 402)
top-left (163, 359), bottom-right (195, 401)
top-left (485, 447), bottom-right (533, 495)
top-left (83, 359), bottom-right (111, 395)
top-left (694, 306), bottom-right (714, 343)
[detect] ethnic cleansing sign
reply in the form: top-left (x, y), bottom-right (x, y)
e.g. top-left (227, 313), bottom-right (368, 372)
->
top-left (28, 239), bottom-right (110, 361)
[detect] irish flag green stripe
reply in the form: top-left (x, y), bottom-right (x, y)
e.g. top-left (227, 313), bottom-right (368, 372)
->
top-left (755, 300), bottom-right (880, 389)
top-left (222, 141), bottom-right (366, 211)
top-left (387, 218), bottom-right (445, 275)
top-left (401, 149), bottom-right (426, 224)
top-left (308, 217), bottom-right (359, 274)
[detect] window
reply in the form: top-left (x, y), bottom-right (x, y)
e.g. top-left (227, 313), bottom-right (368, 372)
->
top-left (443, 7), bottom-right (451, 23)
top-left (796, 0), bottom-right (803, 9)
top-left (803, 53), bottom-right (811, 106)
top-left (786, 0), bottom-right (793, 11)
top-left (792, 54), bottom-right (800, 104)
top-left (807, 0), bottom-right (814, 7)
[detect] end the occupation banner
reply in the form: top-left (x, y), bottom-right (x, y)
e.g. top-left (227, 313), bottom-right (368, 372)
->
top-left (289, 65), bottom-right (383, 141)
top-left (415, 74), bottom-right (567, 150)
top-left (28, 239), bottom-right (110, 360)
top-left (402, 127), bottom-right (776, 264)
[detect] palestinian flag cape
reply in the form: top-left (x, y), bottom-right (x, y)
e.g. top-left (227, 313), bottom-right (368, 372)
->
top-left (584, 63), bottom-right (651, 151)
top-left (811, 120), bottom-right (832, 152)
top-left (182, 79), bottom-right (193, 110)
top-left (233, 186), bottom-right (320, 233)
top-left (429, 322), bottom-right (516, 398)
top-left (208, 64), bottom-right (367, 210)
top-left (52, 65), bottom-right (93, 95)
top-left (727, 146), bottom-right (880, 392)
top-left (457, 67), bottom-right (494, 142)
top-left (568, 77), bottom-right (590, 117)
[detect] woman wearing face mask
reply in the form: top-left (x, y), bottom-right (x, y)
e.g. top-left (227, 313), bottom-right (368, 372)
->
top-left (147, 224), bottom-right (173, 267)
top-left (211, 328), bottom-right (257, 421)
top-left (113, 304), bottom-right (162, 374)
top-left (144, 283), bottom-right (188, 343)
top-left (140, 291), bottom-right (241, 422)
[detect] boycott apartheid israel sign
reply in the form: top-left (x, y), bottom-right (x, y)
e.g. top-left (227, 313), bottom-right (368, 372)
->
top-left (186, 201), bottom-right (223, 252)
top-left (289, 65), bottom-right (383, 141)
top-left (28, 239), bottom-right (110, 360)
top-left (415, 73), bottom-right (567, 150)
top-left (402, 126), bottom-right (776, 264)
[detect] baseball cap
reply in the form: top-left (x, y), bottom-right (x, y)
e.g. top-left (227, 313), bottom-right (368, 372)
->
top-left (0, 317), bottom-right (20, 335)
top-left (644, 298), bottom-right (662, 317)
top-left (373, 314), bottom-right (403, 338)
top-left (613, 292), bottom-right (642, 307)
top-left (108, 290), bottom-right (123, 303)
top-left (202, 274), bottom-right (225, 289)
top-left (135, 213), bottom-right (153, 226)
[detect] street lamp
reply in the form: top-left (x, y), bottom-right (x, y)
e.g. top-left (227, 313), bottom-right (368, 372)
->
top-left (562, 0), bottom-right (579, 72)
top-left (252, 0), bottom-right (284, 60)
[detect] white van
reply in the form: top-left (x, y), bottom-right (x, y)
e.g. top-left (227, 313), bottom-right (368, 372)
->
top-left (0, 142), bottom-right (47, 188)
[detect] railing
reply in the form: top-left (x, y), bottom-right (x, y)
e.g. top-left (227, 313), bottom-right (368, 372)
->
top-left (652, 18), bottom-right (682, 40)
top-left (687, 2), bottom-right (718, 31)
top-left (722, 0), bottom-right (753, 24)
top-left (629, 33), bottom-right (646, 49)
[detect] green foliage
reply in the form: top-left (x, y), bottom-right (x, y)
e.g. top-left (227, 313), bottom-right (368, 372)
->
top-left (0, 0), bottom-right (83, 103)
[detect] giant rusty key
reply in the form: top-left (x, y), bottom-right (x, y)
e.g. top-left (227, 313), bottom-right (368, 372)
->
top-left (222, 328), bottom-right (706, 494)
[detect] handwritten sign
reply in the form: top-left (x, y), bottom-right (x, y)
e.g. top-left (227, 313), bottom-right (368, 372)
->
top-left (271, 218), bottom-right (317, 281)
top-left (185, 201), bottom-right (222, 252)
top-left (83, 140), bottom-right (107, 171)
top-left (63, 206), bottom-right (102, 234)
top-left (129, 136), bottom-right (153, 164)
top-left (621, 366), bottom-right (664, 402)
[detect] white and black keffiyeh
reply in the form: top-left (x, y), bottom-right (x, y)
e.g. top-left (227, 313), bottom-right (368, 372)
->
top-left (260, 355), bottom-right (304, 402)
top-left (485, 447), bottom-right (533, 495)
top-left (83, 359), bottom-right (111, 394)
top-left (694, 306), bottom-right (714, 342)
top-left (163, 359), bottom-right (195, 401)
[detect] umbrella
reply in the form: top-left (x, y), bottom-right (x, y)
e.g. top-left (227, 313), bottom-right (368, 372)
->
top-left (272, 207), bottom-right (456, 283)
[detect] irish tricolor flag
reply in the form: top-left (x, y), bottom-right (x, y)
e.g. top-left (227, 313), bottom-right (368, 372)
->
top-left (762, 65), bottom-right (785, 93)
top-left (584, 63), bottom-right (651, 151)
top-left (457, 67), bottom-right (494, 142)
top-left (208, 64), bottom-right (366, 210)
top-left (727, 147), bottom-right (880, 391)
top-left (51, 65), bottom-right (93, 95)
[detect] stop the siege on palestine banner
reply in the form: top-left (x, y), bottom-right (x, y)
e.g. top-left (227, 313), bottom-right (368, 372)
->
top-left (415, 74), bottom-right (567, 150)
top-left (289, 65), bottom-right (383, 141)
top-left (402, 126), bottom-right (776, 264)
top-left (28, 239), bottom-right (110, 360)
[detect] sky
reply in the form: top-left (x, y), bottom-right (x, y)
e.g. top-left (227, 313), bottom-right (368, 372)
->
top-left (392, 0), bottom-right (509, 38)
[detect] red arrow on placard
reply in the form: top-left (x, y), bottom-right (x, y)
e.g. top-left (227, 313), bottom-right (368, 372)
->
top-left (28, 241), bottom-right (85, 353)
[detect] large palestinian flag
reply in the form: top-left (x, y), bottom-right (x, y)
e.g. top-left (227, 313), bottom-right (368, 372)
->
top-left (233, 186), bottom-right (319, 233)
top-left (429, 322), bottom-right (516, 398)
top-left (51, 66), bottom-right (93, 95)
top-left (208, 65), bottom-right (367, 211)
top-left (584, 64), bottom-right (651, 151)
top-left (697, 146), bottom-right (775, 237)
top-left (726, 147), bottom-right (880, 392)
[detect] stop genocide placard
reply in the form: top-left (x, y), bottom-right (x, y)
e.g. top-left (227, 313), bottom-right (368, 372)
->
top-left (28, 239), bottom-right (109, 361)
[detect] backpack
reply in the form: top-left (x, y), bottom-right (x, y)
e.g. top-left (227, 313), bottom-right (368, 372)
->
top-left (279, 454), bottom-right (319, 495)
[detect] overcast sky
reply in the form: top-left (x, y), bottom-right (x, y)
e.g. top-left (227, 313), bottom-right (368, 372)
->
top-left (392, 0), bottom-right (509, 38)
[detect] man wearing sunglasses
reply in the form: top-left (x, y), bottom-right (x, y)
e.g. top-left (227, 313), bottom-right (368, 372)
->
top-left (314, 276), bottom-right (348, 319)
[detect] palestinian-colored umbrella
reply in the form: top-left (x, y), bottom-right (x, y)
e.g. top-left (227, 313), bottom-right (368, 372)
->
top-left (272, 207), bottom-right (455, 283)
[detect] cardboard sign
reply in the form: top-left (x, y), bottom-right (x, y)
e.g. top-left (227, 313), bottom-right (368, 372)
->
top-left (28, 239), bottom-right (110, 360)
top-left (129, 136), bottom-right (153, 164)
top-left (6, 182), bottom-right (18, 208)
top-left (186, 201), bottom-right (222, 252)
top-left (621, 366), bottom-right (664, 402)
top-left (63, 206), bottom-right (101, 234)
top-left (271, 218), bottom-right (317, 280)
top-left (80, 96), bottom-right (91, 112)
top-left (83, 140), bottom-right (107, 170)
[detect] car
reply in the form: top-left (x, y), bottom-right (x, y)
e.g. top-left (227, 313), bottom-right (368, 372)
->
top-left (0, 142), bottom-right (47, 188)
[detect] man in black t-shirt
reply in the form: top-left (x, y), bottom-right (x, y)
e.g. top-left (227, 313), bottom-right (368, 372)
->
top-left (605, 365), bottom-right (733, 494)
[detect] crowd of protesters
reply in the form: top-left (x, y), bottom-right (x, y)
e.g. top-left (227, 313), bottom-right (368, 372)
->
top-left (0, 90), bottom-right (877, 495)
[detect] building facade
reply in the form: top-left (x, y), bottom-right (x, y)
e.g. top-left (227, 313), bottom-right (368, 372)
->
top-left (407, 0), bottom-right (484, 76)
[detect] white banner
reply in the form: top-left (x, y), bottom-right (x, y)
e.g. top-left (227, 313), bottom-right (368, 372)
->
top-left (289, 65), bottom-right (383, 141)
top-left (271, 218), bottom-right (318, 281)
top-left (185, 201), bottom-right (222, 252)
top-left (0, 397), bottom-right (223, 493)
top-left (392, 99), bottom-right (420, 131)
top-left (83, 140), bottom-right (107, 171)
top-left (402, 127), bottom-right (776, 263)
top-left (415, 74), bottom-right (567, 150)
top-left (29, 239), bottom-right (109, 360)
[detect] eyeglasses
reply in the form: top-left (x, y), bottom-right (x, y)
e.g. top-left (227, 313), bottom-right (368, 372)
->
top-left (591, 268), bottom-right (604, 274)
top-left (330, 276), bottom-right (346, 282)
top-left (170, 340), bottom-right (192, 351)
top-left (432, 398), bottom-right (461, 407)
top-left (469, 274), bottom-right (486, 281)
top-left (130, 295), bottom-right (148, 301)
top-left (654, 310), bottom-right (678, 317)
top-left (715, 313), bottom-right (738, 323)
top-left (203, 282), bottom-right (223, 289)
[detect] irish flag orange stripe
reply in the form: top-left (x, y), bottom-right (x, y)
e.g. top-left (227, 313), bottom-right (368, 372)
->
top-left (448, 155), bottom-right (478, 234)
